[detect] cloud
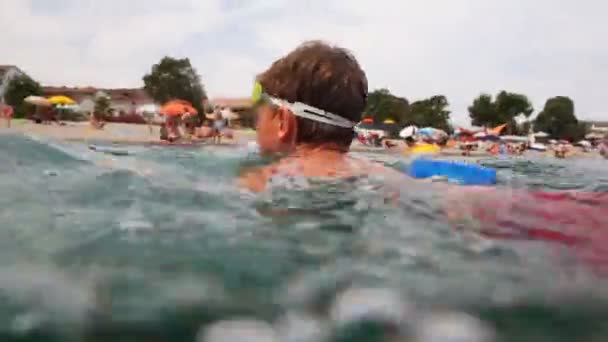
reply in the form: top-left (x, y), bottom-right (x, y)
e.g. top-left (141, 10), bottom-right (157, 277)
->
top-left (1, 0), bottom-right (607, 124)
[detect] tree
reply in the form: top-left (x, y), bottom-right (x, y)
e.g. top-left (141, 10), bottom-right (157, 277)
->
top-left (534, 96), bottom-right (587, 141)
top-left (4, 74), bottom-right (43, 118)
top-left (468, 94), bottom-right (495, 127)
top-left (363, 88), bottom-right (410, 124)
top-left (143, 56), bottom-right (207, 113)
top-left (93, 94), bottom-right (111, 119)
top-left (468, 91), bottom-right (533, 130)
top-left (409, 95), bottom-right (453, 133)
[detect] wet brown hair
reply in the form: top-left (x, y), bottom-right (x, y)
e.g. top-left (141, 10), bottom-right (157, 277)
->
top-left (257, 41), bottom-right (368, 150)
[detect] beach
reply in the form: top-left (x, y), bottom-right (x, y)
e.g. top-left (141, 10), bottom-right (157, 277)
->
top-left (1, 120), bottom-right (256, 145)
top-left (2, 120), bottom-right (603, 161)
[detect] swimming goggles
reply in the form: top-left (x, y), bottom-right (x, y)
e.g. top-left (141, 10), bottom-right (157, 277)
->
top-left (251, 82), bottom-right (355, 128)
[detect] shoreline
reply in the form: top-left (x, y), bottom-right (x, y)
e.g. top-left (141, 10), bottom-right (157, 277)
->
top-left (0, 120), bottom-right (254, 146)
top-left (1, 121), bottom-right (603, 160)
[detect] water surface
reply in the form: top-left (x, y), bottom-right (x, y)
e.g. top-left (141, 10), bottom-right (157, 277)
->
top-left (1, 133), bottom-right (607, 341)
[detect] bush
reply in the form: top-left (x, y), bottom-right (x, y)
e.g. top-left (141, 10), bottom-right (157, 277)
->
top-left (59, 109), bottom-right (88, 122)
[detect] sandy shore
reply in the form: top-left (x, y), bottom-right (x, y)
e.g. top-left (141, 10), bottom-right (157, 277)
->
top-left (2, 120), bottom-right (603, 160)
top-left (1, 120), bottom-right (256, 145)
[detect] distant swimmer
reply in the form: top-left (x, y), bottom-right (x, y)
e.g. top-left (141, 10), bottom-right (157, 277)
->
top-left (600, 136), bottom-right (608, 158)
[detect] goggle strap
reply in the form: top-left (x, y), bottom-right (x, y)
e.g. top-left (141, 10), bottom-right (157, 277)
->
top-left (267, 96), bottom-right (355, 128)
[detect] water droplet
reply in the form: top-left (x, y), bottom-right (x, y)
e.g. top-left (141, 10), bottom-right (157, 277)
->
top-left (199, 319), bottom-right (278, 342)
top-left (44, 169), bottom-right (59, 177)
top-left (416, 312), bottom-right (494, 342)
top-left (275, 311), bottom-right (327, 342)
top-left (330, 287), bottom-right (414, 326)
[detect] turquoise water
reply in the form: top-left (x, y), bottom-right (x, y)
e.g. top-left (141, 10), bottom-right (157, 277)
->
top-left (1, 133), bottom-right (608, 341)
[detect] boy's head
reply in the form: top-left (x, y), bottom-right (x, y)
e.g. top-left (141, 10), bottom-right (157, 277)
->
top-left (254, 41), bottom-right (368, 153)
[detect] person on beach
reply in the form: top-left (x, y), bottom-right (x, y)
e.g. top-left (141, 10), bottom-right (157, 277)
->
top-left (212, 110), bottom-right (225, 144)
top-left (1, 104), bottom-right (13, 128)
top-left (165, 115), bottom-right (182, 141)
top-left (196, 120), bottom-right (214, 139)
top-left (159, 122), bottom-right (169, 141)
top-left (89, 112), bottom-right (106, 130)
top-left (182, 110), bottom-right (198, 138)
top-left (599, 136), bottom-right (608, 158)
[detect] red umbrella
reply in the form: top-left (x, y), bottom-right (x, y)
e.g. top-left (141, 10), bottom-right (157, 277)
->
top-left (361, 118), bottom-right (373, 124)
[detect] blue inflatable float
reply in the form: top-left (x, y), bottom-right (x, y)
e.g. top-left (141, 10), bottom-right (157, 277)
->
top-left (399, 158), bottom-right (497, 185)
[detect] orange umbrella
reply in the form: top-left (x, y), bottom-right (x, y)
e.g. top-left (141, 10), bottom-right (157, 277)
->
top-left (489, 123), bottom-right (507, 135)
top-left (361, 118), bottom-right (373, 123)
top-left (160, 100), bottom-right (198, 117)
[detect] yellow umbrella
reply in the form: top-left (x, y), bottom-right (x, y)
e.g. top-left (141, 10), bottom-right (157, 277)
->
top-left (48, 95), bottom-right (76, 105)
top-left (384, 119), bottom-right (395, 124)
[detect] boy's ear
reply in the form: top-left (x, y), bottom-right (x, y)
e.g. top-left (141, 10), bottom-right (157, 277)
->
top-left (277, 107), bottom-right (298, 142)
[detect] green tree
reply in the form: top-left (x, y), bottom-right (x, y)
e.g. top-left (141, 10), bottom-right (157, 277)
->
top-left (468, 91), bottom-right (533, 130)
top-left (468, 93), bottom-right (495, 127)
top-left (143, 56), bottom-right (207, 113)
top-left (4, 74), bottom-right (43, 118)
top-left (534, 96), bottom-right (587, 141)
top-left (363, 88), bottom-right (410, 124)
top-left (93, 95), bottom-right (111, 119)
top-left (409, 95), bottom-right (453, 133)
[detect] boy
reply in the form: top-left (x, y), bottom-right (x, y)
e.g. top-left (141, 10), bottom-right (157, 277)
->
top-left (239, 41), bottom-right (373, 192)
top-left (239, 41), bottom-right (608, 273)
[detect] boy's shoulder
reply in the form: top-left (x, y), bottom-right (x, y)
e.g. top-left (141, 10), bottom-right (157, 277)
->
top-left (238, 154), bottom-right (406, 192)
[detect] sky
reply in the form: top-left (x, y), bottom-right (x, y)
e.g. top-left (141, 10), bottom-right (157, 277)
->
top-left (1, 0), bottom-right (606, 125)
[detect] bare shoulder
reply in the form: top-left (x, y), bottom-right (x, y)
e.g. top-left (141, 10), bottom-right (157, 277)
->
top-left (238, 165), bottom-right (274, 193)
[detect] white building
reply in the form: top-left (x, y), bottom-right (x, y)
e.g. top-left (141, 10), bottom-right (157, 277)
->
top-left (587, 121), bottom-right (608, 134)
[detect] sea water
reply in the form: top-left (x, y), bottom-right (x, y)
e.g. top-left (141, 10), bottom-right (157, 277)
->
top-left (0, 133), bottom-right (608, 341)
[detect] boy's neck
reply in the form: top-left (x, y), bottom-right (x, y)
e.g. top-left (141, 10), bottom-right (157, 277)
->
top-left (293, 143), bottom-right (349, 156)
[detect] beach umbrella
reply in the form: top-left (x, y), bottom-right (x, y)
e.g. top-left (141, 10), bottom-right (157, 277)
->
top-left (585, 132), bottom-right (603, 140)
top-left (419, 127), bottom-right (436, 137)
top-left (47, 95), bottom-right (76, 105)
top-left (24, 95), bottom-right (51, 107)
top-left (399, 125), bottom-right (418, 139)
top-left (56, 103), bottom-right (80, 110)
top-left (160, 100), bottom-right (198, 117)
top-left (577, 140), bottom-right (592, 147)
top-left (473, 131), bottom-right (500, 141)
top-left (419, 127), bottom-right (447, 137)
top-left (482, 135), bottom-right (501, 141)
top-left (501, 135), bottom-right (528, 143)
top-left (488, 123), bottom-right (507, 135)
